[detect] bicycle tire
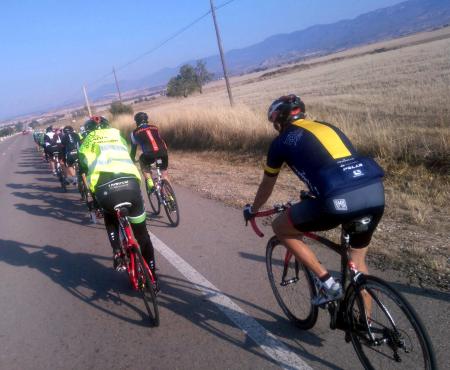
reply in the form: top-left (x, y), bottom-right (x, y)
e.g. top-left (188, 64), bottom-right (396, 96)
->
top-left (346, 275), bottom-right (436, 370)
top-left (135, 251), bottom-right (160, 327)
top-left (58, 167), bottom-right (67, 192)
top-left (146, 181), bottom-right (161, 215)
top-left (161, 179), bottom-right (180, 227)
top-left (266, 236), bottom-right (318, 329)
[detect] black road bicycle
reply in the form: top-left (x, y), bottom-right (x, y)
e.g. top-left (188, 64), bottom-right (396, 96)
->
top-left (145, 158), bottom-right (180, 227)
top-left (53, 151), bottom-right (67, 192)
top-left (248, 196), bottom-right (436, 370)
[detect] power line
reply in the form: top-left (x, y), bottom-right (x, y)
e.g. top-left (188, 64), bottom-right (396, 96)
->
top-left (61, 0), bottom-right (238, 110)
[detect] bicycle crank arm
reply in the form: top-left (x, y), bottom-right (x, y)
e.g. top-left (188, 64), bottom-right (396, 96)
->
top-left (280, 277), bottom-right (299, 286)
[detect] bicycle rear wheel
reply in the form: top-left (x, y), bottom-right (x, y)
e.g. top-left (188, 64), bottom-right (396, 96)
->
top-left (266, 236), bottom-right (318, 329)
top-left (135, 251), bottom-right (159, 327)
top-left (161, 179), bottom-right (180, 227)
top-left (146, 181), bottom-right (161, 215)
top-left (347, 276), bottom-right (436, 370)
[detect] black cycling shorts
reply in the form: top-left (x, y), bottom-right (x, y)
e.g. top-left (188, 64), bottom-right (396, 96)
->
top-left (45, 146), bottom-right (64, 161)
top-left (288, 181), bottom-right (385, 248)
top-left (65, 150), bottom-right (78, 167)
top-left (139, 151), bottom-right (168, 171)
top-left (94, 176), bottom-right (145, 219)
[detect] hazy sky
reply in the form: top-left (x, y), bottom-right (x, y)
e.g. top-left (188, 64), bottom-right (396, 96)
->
top-left (0, 0), bottom-right (405, 120)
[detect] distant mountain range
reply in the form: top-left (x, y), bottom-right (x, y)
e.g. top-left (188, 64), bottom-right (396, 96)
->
top-left (92, 0), bottom-right (450, 100)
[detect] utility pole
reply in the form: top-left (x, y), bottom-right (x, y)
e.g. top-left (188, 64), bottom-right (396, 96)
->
top-left (82, 85), bottom-right (92, 116)
top-left (210, 0), bottom-right (234, 107)
top-left (112, 67), bottom-right (123, 103)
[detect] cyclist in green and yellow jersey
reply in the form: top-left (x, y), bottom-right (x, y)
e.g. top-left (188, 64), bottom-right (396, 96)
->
top-left (78, 116), bottom-right (157, 275)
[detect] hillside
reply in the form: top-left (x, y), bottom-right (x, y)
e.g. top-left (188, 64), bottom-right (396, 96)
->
top-left (92, 0), bottom-right (450, 100)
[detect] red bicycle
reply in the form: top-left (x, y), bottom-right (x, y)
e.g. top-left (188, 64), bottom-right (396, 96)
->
top-left (114, 202), bottom-right (159, 326)
top-left (248, 197), bottom-right (435, 370)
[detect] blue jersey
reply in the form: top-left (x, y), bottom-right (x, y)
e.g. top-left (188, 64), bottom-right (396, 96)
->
top-left (264, 119), bottom-right (384, 197)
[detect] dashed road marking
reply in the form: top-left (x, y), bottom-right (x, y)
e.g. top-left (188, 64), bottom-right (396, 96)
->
top-left (150, 233), bottom-right (313, 370)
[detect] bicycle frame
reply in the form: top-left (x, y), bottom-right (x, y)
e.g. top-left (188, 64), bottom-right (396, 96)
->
top-left (250, 209), bottom-right (363, 292)
top-left (115, 205), bottom-right (155, 290)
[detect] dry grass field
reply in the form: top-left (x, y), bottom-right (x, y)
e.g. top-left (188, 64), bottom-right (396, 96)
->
top-left (102, 28), bottom-right (450, 289)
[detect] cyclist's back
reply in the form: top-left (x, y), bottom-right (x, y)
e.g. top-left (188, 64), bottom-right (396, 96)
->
top-left (266, 118), bottom-right (383, 198)
top-left (130, 112), bottom-right (169, 192)
top-left (130, 112), bottom-right (168, 169)
top-left (78, 116), bottom-right (157, 275)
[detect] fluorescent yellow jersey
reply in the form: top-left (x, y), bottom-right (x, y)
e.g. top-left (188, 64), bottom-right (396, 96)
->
top-left (78, 128), bottom-right (141, 192)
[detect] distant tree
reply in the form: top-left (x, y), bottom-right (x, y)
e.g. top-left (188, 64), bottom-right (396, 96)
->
top-left (166, 75), bottom-right (184, 97)
top-left (0, 126), bottom-right (14, 137)
top-left (166, 62), bottom-right (213, 98)
top-left (194, 60), bottom-right (214, 93)
top-left (29, 120), bottom-right (39, 129)
top-left (109, 101), bottom-right (133, 116)
top-left (14, 121), bottom-right (25, 132)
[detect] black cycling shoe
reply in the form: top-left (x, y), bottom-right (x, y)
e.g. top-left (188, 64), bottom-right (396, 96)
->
top-left (113, 252), bottom-right (126, 272)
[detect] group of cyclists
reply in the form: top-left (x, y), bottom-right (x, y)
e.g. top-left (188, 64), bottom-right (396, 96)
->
top-left (33, 94), bottom-right (385, 304)
top-left (34, 112), bottom-right (171, 288)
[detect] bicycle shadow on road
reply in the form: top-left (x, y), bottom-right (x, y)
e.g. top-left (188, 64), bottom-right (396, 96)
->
top-left (7, 182), bottom-right (93, 226)
top-left (145, 211), bottom-right (174, 228)
top-left (0, 239), bottom-right (155, 328)
top-left (155, 274), bottom-right (343, 370)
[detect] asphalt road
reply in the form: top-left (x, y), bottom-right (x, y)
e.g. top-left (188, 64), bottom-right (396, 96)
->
top-left (0, 134), bottom-right (448, 369)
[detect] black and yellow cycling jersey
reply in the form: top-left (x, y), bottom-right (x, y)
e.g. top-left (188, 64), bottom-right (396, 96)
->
top-left (265, 119), bottom-right (384, 197)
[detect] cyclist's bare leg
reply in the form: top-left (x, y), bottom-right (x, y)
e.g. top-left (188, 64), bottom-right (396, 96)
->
top-left (49, 158), bottom-right (56, 173)
top-left (351, 247), bottom-right (372, 318)
top-left (272, 211), bottom-right (328, 278)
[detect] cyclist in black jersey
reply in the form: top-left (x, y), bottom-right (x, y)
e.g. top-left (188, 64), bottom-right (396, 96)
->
top-left (244, 94), bottom-right (385, 304)
top-left (61, 125), bottom-right (81, 185)
top-left (129, 112), bottom-right (169, 193)
top-left (44, 126), bottom-right (64, 175)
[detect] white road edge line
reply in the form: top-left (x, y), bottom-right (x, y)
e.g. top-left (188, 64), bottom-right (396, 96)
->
top-left (150, 232), bottom-right (313, 370)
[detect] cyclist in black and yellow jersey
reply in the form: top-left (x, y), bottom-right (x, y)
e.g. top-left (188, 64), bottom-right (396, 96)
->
top-left (78, 116), bottom-right (157, 277)
top-left (244, 94), bottom-right (385, 305)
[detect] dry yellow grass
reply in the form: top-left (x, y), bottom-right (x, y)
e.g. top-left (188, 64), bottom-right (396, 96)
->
top-left (111, 32), bottom-right (450, 223)
top-left (102, 30), bottom-right (450, 287)
top-left (114, 32), bottom-right (450, 172)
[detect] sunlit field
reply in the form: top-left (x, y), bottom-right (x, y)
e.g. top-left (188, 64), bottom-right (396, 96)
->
top-left (108, 31), bottom-right (450, 284)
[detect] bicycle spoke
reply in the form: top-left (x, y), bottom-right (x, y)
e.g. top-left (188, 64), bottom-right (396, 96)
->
top-left (348, 276), bottom-right (435, 369)
top-left (161, 180), bottom-right (180, 226)
top-left (266, 237), bottom-right (318, 329)
top-left (135, 252), bottom-right (159, 327)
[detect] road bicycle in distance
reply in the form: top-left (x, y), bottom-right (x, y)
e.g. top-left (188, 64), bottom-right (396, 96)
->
top-left (248, 195), bottom-right (436, 370)
top-left (73, 157), bottom-right (88, 202)
top-left (52, 151), bottom-right (67, 192)
top-left (146, 158), bottom-right (180, 227)
top-left (114, 201), bottom-right (159, 326)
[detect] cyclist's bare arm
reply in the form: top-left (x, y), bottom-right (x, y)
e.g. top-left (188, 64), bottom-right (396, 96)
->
top-left (252, 174), bottom-right (277, 212)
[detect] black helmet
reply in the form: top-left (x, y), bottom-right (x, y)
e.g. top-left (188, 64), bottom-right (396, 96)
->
top-left (267, 94), bottom-right (305, 125)
top-left (84, 115), bottom-right (109, 133)
top-left (63, 125), bottom-right (74, 134)
top-left (46, 125), bottom-right (53, 133)
top-left (134, 112), bottom-right (148, 126)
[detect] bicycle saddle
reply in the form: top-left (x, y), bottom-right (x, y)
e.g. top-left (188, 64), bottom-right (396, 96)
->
top-left (342, 216), bottom-right (372, 233)
top-left (114, 202), bottom-right (132, 215)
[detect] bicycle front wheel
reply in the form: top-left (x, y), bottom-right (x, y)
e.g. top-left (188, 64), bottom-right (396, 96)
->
top-left (347, 276), bottom-right (436, 370)
top-left (58, 168), bottom-right (67, 192)
top-left (135, 251), bottom-right (159, 327)
top-left (266, 236), bottom-right (318, 329)
top-left (161, 180), bottom-right (180, 227)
